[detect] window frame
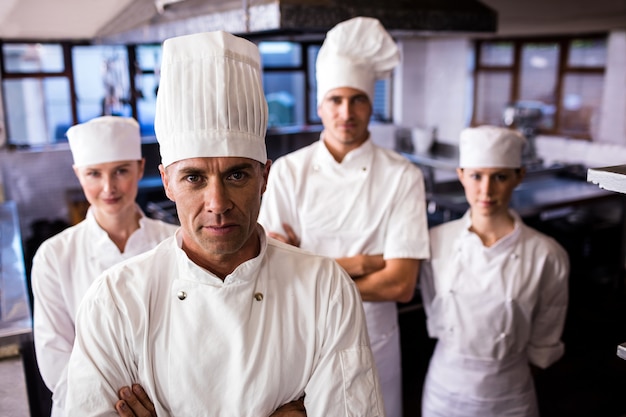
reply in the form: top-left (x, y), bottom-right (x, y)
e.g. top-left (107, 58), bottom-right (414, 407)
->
top-left (472, 34), bottom-right (607, 139)
top-left (0, 40), bottom-right (140, 146)
top-left (0, 38), bottom-right (393, 148)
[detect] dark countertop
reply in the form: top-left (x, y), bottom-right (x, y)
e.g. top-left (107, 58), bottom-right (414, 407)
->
top-left (0, 201), bottom-right (33, 346)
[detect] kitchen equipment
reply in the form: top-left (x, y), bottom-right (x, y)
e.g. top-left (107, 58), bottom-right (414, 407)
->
top-left (503, 101), bottom-right (544, 169)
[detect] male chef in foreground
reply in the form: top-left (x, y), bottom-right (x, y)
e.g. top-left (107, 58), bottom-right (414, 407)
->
top-left (65, 30), bottom-right (384, 417)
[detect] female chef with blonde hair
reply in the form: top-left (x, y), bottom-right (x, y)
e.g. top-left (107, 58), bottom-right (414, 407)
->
top-left (420, 125), bottom-right (569, 417)
top-left (31, 116), bottom-right (178, 416)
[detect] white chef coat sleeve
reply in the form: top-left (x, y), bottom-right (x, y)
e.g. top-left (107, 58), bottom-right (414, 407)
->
top-left (65, 276), bottom-right (138, 416)
top-left (259, 157), bottom-right (301, 238)
top-left (527, 241), bottom-right (570, 369)
top-left (31, 241), bottom-right (74, 409)
top-left (304, 265), bottom-right (385, 417)
top-left (383, 164), bottom-right (429, 260)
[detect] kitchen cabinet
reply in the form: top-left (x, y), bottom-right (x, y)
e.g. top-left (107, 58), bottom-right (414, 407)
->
top-left (587, 164), bottom-right (626, 361)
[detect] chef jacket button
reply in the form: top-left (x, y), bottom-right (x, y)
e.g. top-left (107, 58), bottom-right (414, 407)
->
top-left (177, 290), bottom-right (187, 300)
top-left (511, 253), bottom-right (519, 259)
top-left (254, 292), bottom-right (264, 301)
top-left (361, 166), bottom-right (367, 172)
top-left (313, 164), bottom-right (320, 171)
top-left (499, 332), bottom-right (507, 339)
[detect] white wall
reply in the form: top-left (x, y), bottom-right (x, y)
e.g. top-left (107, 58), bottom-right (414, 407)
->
top-left (536, 135), bottom-right (626, 168)
top-left (394, 36), bottom-right (474, 145)
top-left (393, 38), bottom-right (428, 126)
top-left (597, 31), bottom-right (626, 145)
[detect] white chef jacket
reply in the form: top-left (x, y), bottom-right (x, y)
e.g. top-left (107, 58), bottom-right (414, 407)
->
top-left (32, 206), bottom-right (178, 416)
top-left (258, 136), bottom-right (430, 417)
top-left (420, 210), bottom-right (569, 417)
top-left (65, 227), bottom-right (383, 417)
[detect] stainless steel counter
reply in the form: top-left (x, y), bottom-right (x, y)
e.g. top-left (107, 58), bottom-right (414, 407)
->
top-left (0, 201), bottom-right (33, 346)
top-left (429, 168), bottom-right (619, 221)
top-left (399, 143), bottom-right (619, 222)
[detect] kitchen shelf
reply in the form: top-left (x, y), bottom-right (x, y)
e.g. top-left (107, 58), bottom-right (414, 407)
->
top-left (587, 165), bottom-right (626, 194)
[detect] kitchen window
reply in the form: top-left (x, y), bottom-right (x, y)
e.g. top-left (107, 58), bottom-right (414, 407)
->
top-left (472, 36), bottom-right (607, 139)
top-left (0, 43), bottom-right (75, 146)
top-left (1, 39), bottom-right (392, 147)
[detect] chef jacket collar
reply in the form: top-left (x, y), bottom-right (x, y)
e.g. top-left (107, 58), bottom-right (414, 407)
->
top-left (460, 209), bottom-right (522, 252)
top-left (318, 131), bottom-right (375, 166)
top-left (173, 225), bottom-right (268, 286)
top-left (86, 204), bottom-right (147, 239)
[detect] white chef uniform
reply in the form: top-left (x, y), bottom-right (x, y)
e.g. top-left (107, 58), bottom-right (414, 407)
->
top-left (66, 28), bottom-right (383, 416)
top-left (420, 209), bottom-right (569, 417)
top-left (66, 228), bottom-right (383, 416)
top-left (259, 135), bottom-right (430, 417)
top-left (261, 16), bottom-right (426, 417)
top-left (32, 207), bottom-right (178, 416)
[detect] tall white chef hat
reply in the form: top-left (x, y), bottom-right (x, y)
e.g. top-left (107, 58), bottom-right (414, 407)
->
top-left (316, 16), bottom-right (400, 106)
top-left (66, 116), bottom-right (142, 167)
top-left (155, 31), bottom-right (268, 167)
top-left (459, 125), bottom-right (527, 168)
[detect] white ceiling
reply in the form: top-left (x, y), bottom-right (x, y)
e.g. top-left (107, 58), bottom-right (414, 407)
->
top-left (0, 0), bottom-right (139, 40)
top-left (0, 0), bottom-right (625, 41)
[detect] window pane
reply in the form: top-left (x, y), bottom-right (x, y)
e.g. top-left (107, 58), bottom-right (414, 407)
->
top-left (372, 79), bottom-right (391, 121)
top-left (136, 73), bottom-right (159, 137)
top-left (568, 38), bottom-right (607, 67)
top-left (559, 73), bottom-right (604, 136)
top-left (263, 72), bottom-right (305, 127)
top-left (480, 42), bottom-right (513, 66)
top-left (3, 77), bottom-right (71, 145)
top-left (259, 42), bottom-right (301, 68)
top-left (136, 45), bottom-right (161, 71)
top-left (72, 45), bottom-right (131, 122)
top-left (474, 71), bottom-right (512, 125)
top-left (519, 43), bottom-right (559, 129)
top-left (308, 45), bottom-right (321, 123)
top-left (2, 43), bottom-right (64, 73)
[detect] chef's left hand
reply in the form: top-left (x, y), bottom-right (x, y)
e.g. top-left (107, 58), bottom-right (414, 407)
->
top-left (268, 396), bottom-right (306, 416)
top-left (115, 384), bottom-right (156, 417)
top-left (267, 223), bottom-right (300, 247)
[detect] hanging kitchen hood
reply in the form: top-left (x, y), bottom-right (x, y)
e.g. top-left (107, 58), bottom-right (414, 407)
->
top-left (95, 0), bottom-right (497, 44)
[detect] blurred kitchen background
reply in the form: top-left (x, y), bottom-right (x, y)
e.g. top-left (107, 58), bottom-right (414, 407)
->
top-left (1, 0), bottom-right (626, 416)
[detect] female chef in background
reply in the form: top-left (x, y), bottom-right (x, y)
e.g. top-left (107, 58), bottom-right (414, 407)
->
top-left (31, 116), bottom-right (178, 416)
top-left (420, 125), bottom-right (569, 417)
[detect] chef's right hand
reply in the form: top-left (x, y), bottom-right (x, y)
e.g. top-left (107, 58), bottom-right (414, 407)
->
top-left (116, 384), bottom-right (156, 417)
top-left (336, 254), bottom-right (385, 278)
